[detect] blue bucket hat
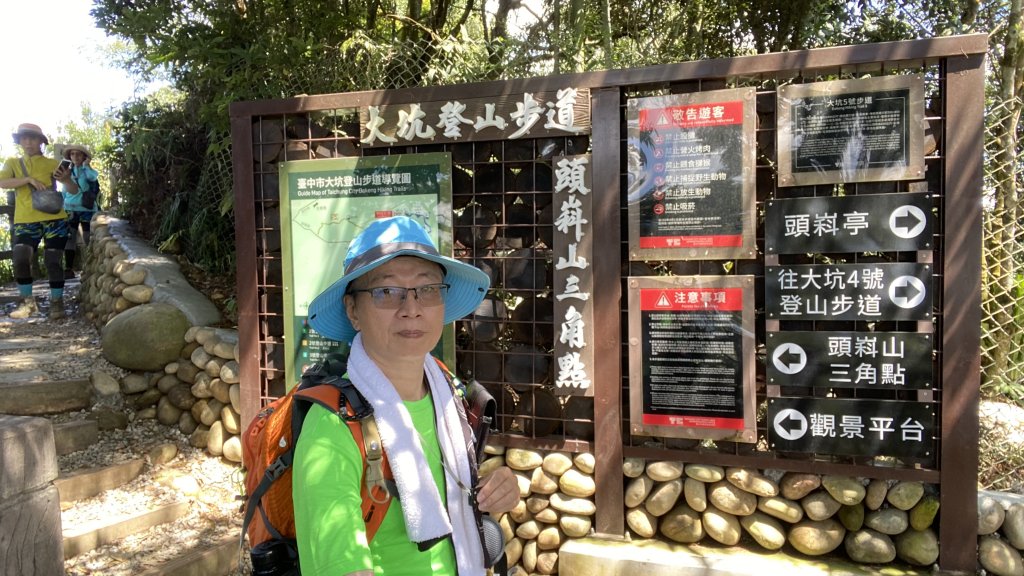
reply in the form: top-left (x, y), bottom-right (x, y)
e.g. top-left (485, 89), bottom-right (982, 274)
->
top-left (308, 216), bottom-right (490, 343)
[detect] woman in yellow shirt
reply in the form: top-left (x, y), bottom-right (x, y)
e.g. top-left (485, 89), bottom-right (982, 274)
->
top-left (0, 123), bottom-right (77, 320)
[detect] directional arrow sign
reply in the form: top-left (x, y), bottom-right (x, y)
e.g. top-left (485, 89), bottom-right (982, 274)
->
top-left (767, 263), bottom-right (931, 321)
top-left (889, 205), bottom-right (927, 239)
top-left (771, 343), bottom-right (806, 375)
top-left (889, 276), bottom-right (927, 309)
top-left (766, 193), bottom-right (932, 253)
top-left (767, 331), bottom-right (933, 389)
top-left (768, 398), bottom-right (935, 458)
top-left (772, 409), bottom-right (807, 441)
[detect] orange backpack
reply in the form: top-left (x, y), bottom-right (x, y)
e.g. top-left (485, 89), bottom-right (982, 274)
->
top-left (240, 355), bottom-right (496, 570)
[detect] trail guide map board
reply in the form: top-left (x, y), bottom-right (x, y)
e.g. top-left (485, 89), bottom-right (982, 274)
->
top-left (279, 153), bottom-right (453, 385)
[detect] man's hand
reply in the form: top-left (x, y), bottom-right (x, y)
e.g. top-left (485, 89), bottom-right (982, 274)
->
top-left (26, 177), bottom-right (46, 190)
top-left (475, 466), bottom-right (519, 514)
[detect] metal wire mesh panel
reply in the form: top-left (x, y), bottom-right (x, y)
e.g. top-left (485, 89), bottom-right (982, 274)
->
top-left (236, 34), bottom-right (987, 469)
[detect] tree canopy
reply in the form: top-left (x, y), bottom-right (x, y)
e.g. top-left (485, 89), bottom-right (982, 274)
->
top-left (90, 0), bottom-right (1022, 399)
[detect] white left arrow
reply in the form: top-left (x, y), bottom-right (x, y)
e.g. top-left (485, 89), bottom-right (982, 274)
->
top-left (773, 409), bottom-right (808, 441)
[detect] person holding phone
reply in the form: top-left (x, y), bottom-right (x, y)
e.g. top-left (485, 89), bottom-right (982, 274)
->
top-left (0, 123), bottom-right (77, 320)
top-left (60, 144), bottom-right (99, 279)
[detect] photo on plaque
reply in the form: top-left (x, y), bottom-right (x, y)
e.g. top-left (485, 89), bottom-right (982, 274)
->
top-left (777, 74), bottom-right (925, 187)
top-left (627, 275), bottom-right (756, 442)
top-left (625, 88), bottom-right (756, 261)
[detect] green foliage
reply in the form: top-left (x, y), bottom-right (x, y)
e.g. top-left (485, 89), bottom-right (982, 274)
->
top-left (88, 0), bottom-right (1023, 410)
top-left (107, 89), bottom-right (209, 256)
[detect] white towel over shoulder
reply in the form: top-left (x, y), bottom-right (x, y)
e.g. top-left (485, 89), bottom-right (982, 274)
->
top-left (346, 334), bottom-right (484, 575)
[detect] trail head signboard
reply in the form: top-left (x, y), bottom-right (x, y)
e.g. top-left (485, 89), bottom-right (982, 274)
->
top-left (777, 75), bottom-right (924, 187)
top-left (768, 397), bottom-right (935, 459)
top-left (767, 331), bottom-right (932, 389)
top-left (766, 263), bottom-right (932, 321)
top-left (552, 154), bottom-right (595, 397)
top-left (628, 275), bottom-right (756, 442)
top-left (359, 88), bottom-right (592, 147)
top-left (625, 88), bottom-right (756, 261)
top-left (766, 193), bottom-right (934, 254)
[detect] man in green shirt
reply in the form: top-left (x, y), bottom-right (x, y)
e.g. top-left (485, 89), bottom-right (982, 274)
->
top-left (297, 216), bottom-right (518, 575)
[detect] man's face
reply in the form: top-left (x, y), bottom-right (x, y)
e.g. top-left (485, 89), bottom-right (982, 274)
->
top-left (344, 256), bottom-right (446, 364)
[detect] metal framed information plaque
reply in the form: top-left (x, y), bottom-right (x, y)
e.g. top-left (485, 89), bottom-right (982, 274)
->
top-left (626, 88), bottom-right (756, 261)
top-left (279, 153), bottom-right (455, 385)
top-left (628, 275), bottom-right (756, 442)
top-left (777, 75), bottom-right (924, 187)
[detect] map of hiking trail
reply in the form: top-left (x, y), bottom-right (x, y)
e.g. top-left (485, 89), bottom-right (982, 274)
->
top-left (288, 197), bottom-right (438, 316)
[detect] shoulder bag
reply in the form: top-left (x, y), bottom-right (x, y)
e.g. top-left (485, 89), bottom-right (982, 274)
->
top-left (18, 157), bottom-right (63, 214)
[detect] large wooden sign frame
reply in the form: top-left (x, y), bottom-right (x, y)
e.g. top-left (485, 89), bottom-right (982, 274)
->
top-left (232, 35), bottom-right (987, 572)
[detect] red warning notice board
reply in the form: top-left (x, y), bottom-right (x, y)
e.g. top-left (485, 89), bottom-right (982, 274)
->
top-left (628, 275), bottom-right (757, 442)
top-left (626, 88), bottom-right (757, 261)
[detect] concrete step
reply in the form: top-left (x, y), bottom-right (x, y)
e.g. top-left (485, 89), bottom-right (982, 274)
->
top-left (0, 378), bottom-right (92, 415)
top-left (136, 536), bottom-right (241, 576)
top-left (55, 458), bottom-right (146, 504)
top-left (53, 419), bottom-right (99, 456)
top-left (62, 501), bottom-right (191, 559)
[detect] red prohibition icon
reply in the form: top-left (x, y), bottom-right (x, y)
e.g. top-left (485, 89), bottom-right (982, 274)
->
top-left (653, 203), bottom-right (666, 215)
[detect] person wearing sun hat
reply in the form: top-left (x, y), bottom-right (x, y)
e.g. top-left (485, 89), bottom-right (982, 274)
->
top-left (0, 123), bottom-right (77, 320)
top-left (293, 216), bottom-right (518, 576)
top-left (60, 144), bottom-right (100, 279)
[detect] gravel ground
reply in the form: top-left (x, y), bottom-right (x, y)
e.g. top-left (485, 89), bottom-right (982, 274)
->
top-left (1, 282), bottom-right (247, 575)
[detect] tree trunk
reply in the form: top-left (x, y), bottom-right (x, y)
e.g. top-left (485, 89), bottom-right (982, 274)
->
top-left (983, 0), bottom-right (1023, 389)
top-left (600, 0), bottom-right (612, 68)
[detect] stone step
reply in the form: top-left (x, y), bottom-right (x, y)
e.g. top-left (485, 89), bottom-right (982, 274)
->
top-left (136, 536), bottom-right (240, 576)
top-left (53, 419), bottom-right (99, 456)
top-left (62, 501), bottom-right (191, 559)
top-left (0, 378), bottom-right (92, 415)
top-left (54, 458), bottom-right (146, 504)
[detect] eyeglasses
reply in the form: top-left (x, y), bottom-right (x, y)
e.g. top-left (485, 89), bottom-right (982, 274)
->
top-left (348, 283), bottom-right (449, 309)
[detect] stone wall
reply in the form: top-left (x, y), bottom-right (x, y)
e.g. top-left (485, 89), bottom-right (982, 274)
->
top-left (79, 214), bottom-right (221, 329)
top-left (125, 327), bottom-right (243, 464)
top-left (79, 214), bottom-right (241, 463)
top-left (488, 449), bottom-right (1024, 576)
top-left (488, 447), bottom-right (597, 574)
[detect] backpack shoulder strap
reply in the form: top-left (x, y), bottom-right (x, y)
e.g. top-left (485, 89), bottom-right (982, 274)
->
top-left (296, 374), bottom-right (394, 543)
top-left (434, 357), bottom-right (495, 465)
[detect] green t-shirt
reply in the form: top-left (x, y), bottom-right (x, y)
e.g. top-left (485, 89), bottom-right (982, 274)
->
top-left (293, 393), bottom-right (457, 576)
